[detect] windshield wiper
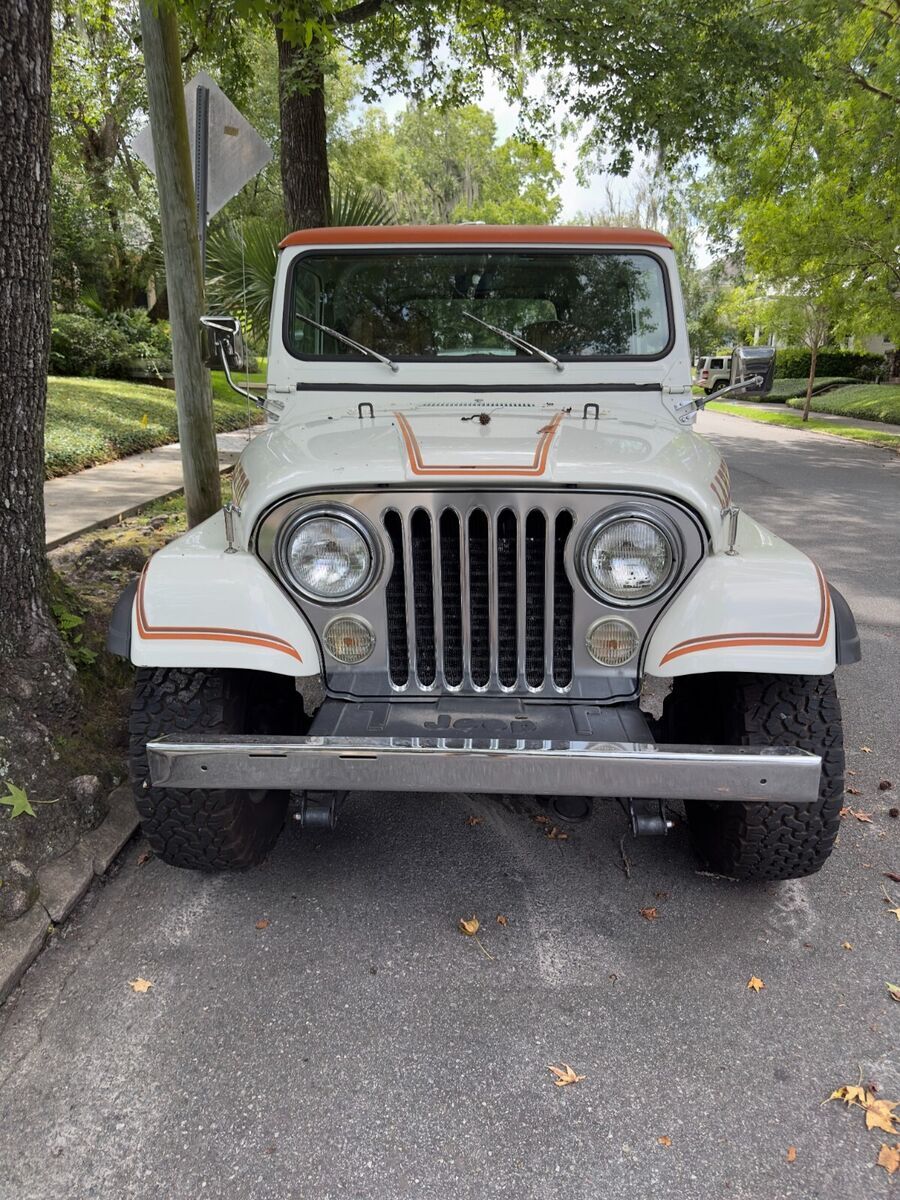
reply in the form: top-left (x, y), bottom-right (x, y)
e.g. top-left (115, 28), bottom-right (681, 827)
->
top-left (462, 311), bottom-right (564, 372)
top-left (296, 312), bottom-right (398, 372)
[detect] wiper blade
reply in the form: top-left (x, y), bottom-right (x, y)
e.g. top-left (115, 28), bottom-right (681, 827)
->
top-left (296, 312), bottom-right (398, 372)
top-left (462, 311), bottom-right (564, 372)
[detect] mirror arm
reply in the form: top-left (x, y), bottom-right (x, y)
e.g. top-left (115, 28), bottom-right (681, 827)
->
top-left (695, 375), bottom-right (763, 410)
top-left (217, 344), bottom-right (266, 408)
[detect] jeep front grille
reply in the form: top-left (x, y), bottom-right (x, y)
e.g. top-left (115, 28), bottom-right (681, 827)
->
top-left (382, 504), bottom-right (574, 693)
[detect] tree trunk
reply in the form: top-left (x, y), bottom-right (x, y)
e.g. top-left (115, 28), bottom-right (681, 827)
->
top-left (139, 0), bottom-right (221, 527)
top-left (276, 25), bottom-right (331, 229)
top-left (802, 343), bottom-right (818, 421)
top-left (0, 0), bottom-right (80, 799)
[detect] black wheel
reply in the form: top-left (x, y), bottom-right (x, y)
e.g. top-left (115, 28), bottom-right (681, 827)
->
top-left (664, 673), bottom-right (844, 881)
top-left (129, 667), bottom-right (292, 871)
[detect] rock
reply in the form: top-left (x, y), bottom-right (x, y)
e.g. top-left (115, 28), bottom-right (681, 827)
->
top-left (0, 860), bottom-right (39, 922)
top-left (149, 515), bottom-right (167, 529)
top-left (69, 775), bottom-right (106, 829)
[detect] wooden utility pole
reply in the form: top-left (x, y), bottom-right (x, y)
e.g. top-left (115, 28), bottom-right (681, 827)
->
top-left (138, 0), bottom-right (221, 526)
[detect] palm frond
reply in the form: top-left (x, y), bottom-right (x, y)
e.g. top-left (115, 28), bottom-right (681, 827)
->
top-left (328, 181), bottom-right (395, 228)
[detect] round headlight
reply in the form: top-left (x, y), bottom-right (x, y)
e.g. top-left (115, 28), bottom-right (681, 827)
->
top-left (583, 515), bottom-right (676, 603)
top-left (280, 511), bottom-right (377, 602)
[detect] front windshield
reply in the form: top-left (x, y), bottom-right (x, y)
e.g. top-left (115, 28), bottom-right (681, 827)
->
top-left (286, 249), bottom-right (671, 361)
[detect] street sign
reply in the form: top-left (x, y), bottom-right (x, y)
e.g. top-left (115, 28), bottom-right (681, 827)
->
top-left (132, 71), bottom-right (272, 269)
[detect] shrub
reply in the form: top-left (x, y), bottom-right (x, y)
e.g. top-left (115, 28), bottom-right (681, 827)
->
top-left (49, 309), bottom-right (172, 378)
top-left (774, 346), bottom-right (885, 381)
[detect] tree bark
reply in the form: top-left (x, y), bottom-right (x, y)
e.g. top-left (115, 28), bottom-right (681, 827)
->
top-left (139, 0), bottom-right (221, 527)
top-left (276, 25), bottom-right (331, 229)
top-left (0, 0), bottom-right (80, 796)
top-left (802, 342), bottom-right (818, 421)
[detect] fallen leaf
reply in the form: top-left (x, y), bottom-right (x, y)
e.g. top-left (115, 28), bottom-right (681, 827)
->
top-left (655, 891), bottom-right (669, 900)
top-left (531, 813), bottom-right (551, 825)
top-left (852, 809), bottom-right (873, 823)
top-left (465, 815), bottom-right (483, 826)
top-left (887, 908), bottom-right (900, 921)
top-left (545, 825), bottom-right (569, 840)
top-left (547, 1063), bottom-right (585, 1087)
top-left (136, 851), bottom-right (152, 866)
top-left (879, 781), bottom-right (893, 791)
top-left (877, 1143), bottom-right (900, 1175)
top-left (842, 942), bottom-right (853, 950)
top-left (139, 412), bottom-right (149, 428)
top-left (839, 807), bottom-right (851, 818)
top-left (887, 983), bottom-right (900, 1002)
top-left (128, 978), bottom-right (153, 993)
top-left (885, 872), bottom-right (900, 884)
top-left (846, 787), bottom-right (862, 796)
top-left (0, 783), bottom-right (35, 820)
top-left (865, 1098), bottom-right (900, 1135)
top-left (786, 1146), bottom-right (797, 1163)
top-left (658, 1136), bottom-right (672, 1147)
top-left (861, 745), bottom-right (873, 753)
top-left (640, 907), bottom-right (659, 921)
top-left (459, 915), bottom-right (480, 936)
top-left (496, 914), bottom-right (509, 926)
top-left (747, 976), bottom-right (766, 992)
top-left (255, 919), bottom-right (269, 930)
top-left (828, 1085), bottom-right (870, 1107)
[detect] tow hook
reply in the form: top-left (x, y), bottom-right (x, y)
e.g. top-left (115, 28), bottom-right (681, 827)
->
top-left (628, 799), bottom-right (674, 837)
top-left (291, 791), bottom-right (344, 830)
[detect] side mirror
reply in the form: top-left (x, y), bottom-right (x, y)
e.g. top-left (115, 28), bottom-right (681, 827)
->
top-left (200, 314), bottom-right (246, 372)
top-left (730, 346), bottom-right (776, 396)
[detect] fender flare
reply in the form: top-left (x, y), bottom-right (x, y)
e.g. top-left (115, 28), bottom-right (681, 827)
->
top-left (107, 576), bottom-right (139, 659)
top-left (828, 583), bottom-right (861, 665)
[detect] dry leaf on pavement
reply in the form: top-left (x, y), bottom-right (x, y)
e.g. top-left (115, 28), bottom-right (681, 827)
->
top-left (850, 808), bottom-right (873, 822)
top-left (887, 983), bottom-right (900, 1002)
top-left (545, 825), bottom-right (568, 840)
top-left (846, 786), bottom-right (862, 796)
top-left (640, 907), bottom-right (658, 921)
top-left (459, 916), bottom-right (480, 936)
top-left (861, 745), bottom-right (873, 753)
top-left (531, 813), bottom-right (551, 825)
top-left (887, 908), bottom-right (900, 921)
top-left (548, 1063), bottom-right (585, 1087)
top-left (255, 919), bottom-right (269, 930)
top-left (496, 914), bottom-right (509, 926)
top-left (865, 1099), bottom-right (900, 1135)
top-left (136, 851), bottom-right (152, 866)
top-left (877, 1143), bottom-right (900, 1175)
top-left (842, 942), bottom-right (853, 950)
top-left (657, 1136), bottom-right (672, 1147)
top-left (786, 1146), bottom-right (797, 1163)
top-left (465, 815), bottom-right (483, 826)
top-left (128, 978), bottom-right (153, 993)
top-left (828, 1085), bottom-right (869, 1107)
top-left (747, 976), bottom-right (766, 992)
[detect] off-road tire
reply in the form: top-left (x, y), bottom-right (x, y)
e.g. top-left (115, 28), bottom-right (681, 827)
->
top-left (665, 673), bottom-right (844, 881)
top-left (129, 667), bottom-right (288, 871)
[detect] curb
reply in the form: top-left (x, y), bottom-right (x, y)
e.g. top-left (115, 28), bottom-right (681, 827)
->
top-left (0, 785), bottom-right (139, 1004)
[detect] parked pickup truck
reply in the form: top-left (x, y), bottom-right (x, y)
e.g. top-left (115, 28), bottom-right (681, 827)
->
top-left (110, 225), bottom-right (859, 880)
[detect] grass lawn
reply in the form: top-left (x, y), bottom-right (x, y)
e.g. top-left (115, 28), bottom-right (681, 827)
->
top-left (707, 401), bottom-right (900, 453)
top-left (44, 366), bottom-right (266, 478)
top-left (765, 376), bottom-right (856, 401)
top-left (785, 382), bottom-right (900, 424)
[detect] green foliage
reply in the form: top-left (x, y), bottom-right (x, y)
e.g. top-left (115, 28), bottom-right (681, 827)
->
top-left (775, 348), bottom-right (885, 381)
top-left (44, 369), bottom-right (265, 478)
top-left (0, 783), bottom-right (35, 820)
top-left (49, 309), bottom-right (172, 378)
top-left (328, 180), bottom-right (395, 227)
top-left (50, 601), bottom-right (97, 668)
top-left (785, 384), bottom-right (900, 425)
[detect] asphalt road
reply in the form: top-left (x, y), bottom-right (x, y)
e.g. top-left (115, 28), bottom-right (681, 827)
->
top-left (2, 411), bottom-right (899, 1200)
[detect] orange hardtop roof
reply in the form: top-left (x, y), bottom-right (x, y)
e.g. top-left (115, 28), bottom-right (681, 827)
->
top-left (279, 224), bottom-right (672, 250)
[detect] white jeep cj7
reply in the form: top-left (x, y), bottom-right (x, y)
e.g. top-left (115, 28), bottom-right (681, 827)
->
top-left (109, 225), bottom-right (859, 880)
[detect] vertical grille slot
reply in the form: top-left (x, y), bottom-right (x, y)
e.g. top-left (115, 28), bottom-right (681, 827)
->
top-left (467, 509), bottom-right (490, 687)
top-left (383, 511), bottom-right (408, 687)
top-left (410, 508), bottom-right (436, 686)
top-left (524, 510), bottom-right (546, 687)
top-left (496, 509), bottom-right (518, 686)
top-left (552, 511), bottom-right (574, 688)
top-left (439, 510), bottom-right (463, 686)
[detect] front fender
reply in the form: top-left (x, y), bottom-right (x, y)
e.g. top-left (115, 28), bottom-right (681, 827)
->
top-left (125, 513), bottom-right (322, 676)
top-left (646, 515), bottom-right (841, 677)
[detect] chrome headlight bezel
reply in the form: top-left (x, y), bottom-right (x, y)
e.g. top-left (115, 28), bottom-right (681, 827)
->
top-left (577, 507), bottom-right (682, 607)
top-left (273, 504), bottom-right (382, 605)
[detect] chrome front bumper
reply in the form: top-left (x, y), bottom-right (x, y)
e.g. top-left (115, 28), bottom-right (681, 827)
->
top-left (146, 736), bottom-right (822, 803)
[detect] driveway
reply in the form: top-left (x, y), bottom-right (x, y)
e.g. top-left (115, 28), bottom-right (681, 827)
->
top-left (2, 411), bottom-right (898, 1200)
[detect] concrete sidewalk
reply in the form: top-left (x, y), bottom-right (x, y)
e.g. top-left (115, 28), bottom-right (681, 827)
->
top-left (722, 398), bottom-right (900, 436)
top-left (44, 427), bottom-right (264, 548)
